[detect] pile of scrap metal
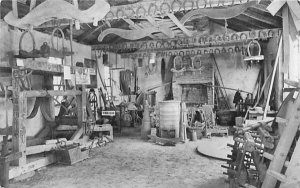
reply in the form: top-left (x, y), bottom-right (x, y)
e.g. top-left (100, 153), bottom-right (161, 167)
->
top-left (223, 89), bottom-right (300, 188)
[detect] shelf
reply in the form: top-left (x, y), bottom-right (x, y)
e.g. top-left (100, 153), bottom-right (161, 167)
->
top-left (0, 59), bottom-right (96, 76)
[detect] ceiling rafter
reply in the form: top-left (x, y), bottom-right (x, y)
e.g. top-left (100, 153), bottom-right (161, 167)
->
top-left (167, 13), bottom-right (193, 37)
top-left (251, 5), bottom-right (282, 18)
top-left (242, 10), bottom-right (281, 27)
top-left (212, 19), bottom-right (250, 32)
top-left (234, 15), bottom-right (270, 30)
top-left (145, 16), bottom-right (175, 38)
top-left (123, 18), bottom-right (158, 40)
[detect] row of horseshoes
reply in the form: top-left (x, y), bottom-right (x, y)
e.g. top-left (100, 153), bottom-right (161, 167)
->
top-left (105, 0), bottom-right (248, 20)
top-left (93, 29), bottom-right (281, 53)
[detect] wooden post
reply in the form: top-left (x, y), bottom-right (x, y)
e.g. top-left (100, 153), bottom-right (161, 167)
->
top-left (263, 37), bottom-right (282, 119)
top-left (1, 87), bottom-right (9, 187)
top-left (12, 92), bottom-right (27, 166)
top-left (282, 5), bottom-right (290, 74)
top-left (71, 85), bottom-right (86, 140)
top-left (274, 46), bottom-right (283, 110)
top-left (141, 99), bottom-right (150, 140)
top-left (11, 69), bottom-right (26, 167)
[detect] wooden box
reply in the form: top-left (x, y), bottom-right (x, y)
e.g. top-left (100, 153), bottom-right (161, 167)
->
top-left (55, 145), bottom-right (89, 165)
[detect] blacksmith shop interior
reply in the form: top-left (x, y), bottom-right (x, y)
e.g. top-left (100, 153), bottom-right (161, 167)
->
top-left (0, 0), bottom-right (300, 188)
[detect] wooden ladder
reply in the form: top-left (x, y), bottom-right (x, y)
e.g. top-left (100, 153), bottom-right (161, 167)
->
top-left (261, 91), bottom-right (300, 188)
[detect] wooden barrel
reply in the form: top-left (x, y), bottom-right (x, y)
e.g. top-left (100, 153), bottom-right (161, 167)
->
top-left (159, 101), bottom-right (181, 138)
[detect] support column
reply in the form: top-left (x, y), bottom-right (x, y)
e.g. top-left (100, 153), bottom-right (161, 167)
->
top-left (11, 69), bottom-right (26, 166)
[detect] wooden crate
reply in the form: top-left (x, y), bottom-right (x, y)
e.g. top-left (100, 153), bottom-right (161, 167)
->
top-left (55, 145), bottom-right (89, 165)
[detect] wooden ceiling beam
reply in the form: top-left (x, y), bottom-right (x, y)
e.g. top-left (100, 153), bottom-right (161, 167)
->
top-left (212, 19), bottom-right (249, 32)
top-left (234, 16), bottom-right (269, 29)
top-left (34, 19), bottom-right (71, 28)
top-left (29, 0), bottom-right (36, 11)
top-left (145, 16), bottom-right (175, 38)
top-left (166, 13), bottom-right (193, 37)
top-left (12, 0), bottom-right (18, 18)
top-left (252, 4), bottom-right (282, 18)
top-left (242, 10), bottom-right (281, 27)
top-left (76, 21), bottom-right (112, 42)
top-left (123, 18), bottom-right (158, 40)
top-left (92, 28), bottom-right (282, 52)
top-left (76, 25), bottom-right (104, 42)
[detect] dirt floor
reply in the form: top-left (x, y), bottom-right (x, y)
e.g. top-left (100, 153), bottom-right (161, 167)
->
top-left (11, 129), bottom-right (229, 188)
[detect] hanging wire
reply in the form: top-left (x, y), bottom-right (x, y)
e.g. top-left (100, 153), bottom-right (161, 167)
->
top-left (224, 19), bottom-right (228, 34)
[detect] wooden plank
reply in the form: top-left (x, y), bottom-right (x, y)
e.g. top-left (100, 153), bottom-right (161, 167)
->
top-left (0, 126), bottom-right (12, 135)
top-left (280, 136), bottom-right (300, 188)
top-left (0, 59), bottom-right (65, 74)
top-left (287, 1), bottom-right (300, 20)
top-left (11, 77), bottom-right (26, 167)
top-left (166, 13), bottom-right (192, 37)
top-left (267, 0), bottom-right (286, 16)
top-left (289, 9), bottom-right (300, 32)
top-left (72, 0), bottom-right (78, 8)
top-left (235, 14), bottom-right (272, 29)
top-left (213, 19), bottom-right (251, 32)
top-left (284, 79), bottom-right (299, 87)
top-left (26, 141), bottom-right (74, 155)
top-left (263, 152), bottom-right (290, 168)
top-left (70, 127), bottom-right (83, 140)
top-left (267, 170), bottom-right (287, 183)
top-left (9, 154), bottom-right (56, 179)
top-left (263, 37), bottom-right (282, 119)
top-left (145, 16), bottom-right (175, 38)
top-left (23, 90), bottom-right (82, 98)
top-left (34, 19), bottom-right (71, 28)
top-left (123, 18), bottom-right (158, 40)
top-left (123, 19), bottom-right (140, 30)
top-left (56, 125), bottom-right (78, 131)
top-left (261, 91), bottom-right (300, 188)
top-left (1, 152), bottom-right (22, 163)
top-left (29, 0), bottom-right (36, 11)
top-left (92, 28), bottom-right (282, 51)
top-left (282, 5), bottom-right (290, 73)
top-left (242, 10), bottom-right (281, 27)
top-left (118, 44), bottom-right (257, 58)
top-left (12, 0), bottom-right (18, 18)
top-left (77, 25), bottom-right (103, 42)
